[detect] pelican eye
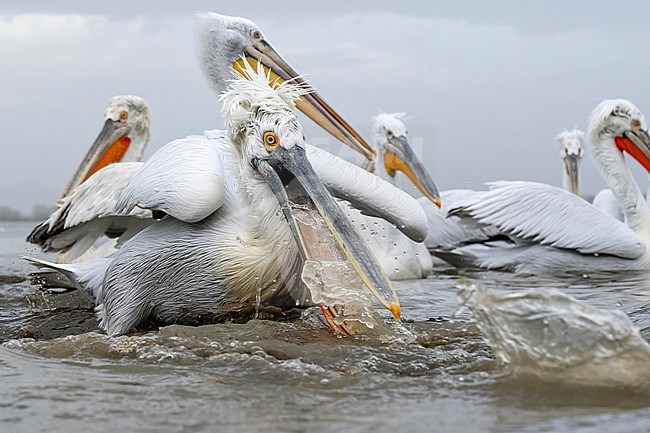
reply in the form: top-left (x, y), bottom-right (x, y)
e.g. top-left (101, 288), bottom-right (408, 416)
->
top-left (263, 131), bottom-right (279, 150)
top-left (119, 111), bottom-right (128, 122)
top-left (251, 30), bottom-right (262, 41)
top-left (632, 119), bottom-right (641, 129)
top-left (386, 130), bottom-right (394, 139)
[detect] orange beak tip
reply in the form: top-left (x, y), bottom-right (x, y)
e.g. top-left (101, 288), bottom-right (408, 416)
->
top-left (389, 302), bottom-right (401, 320)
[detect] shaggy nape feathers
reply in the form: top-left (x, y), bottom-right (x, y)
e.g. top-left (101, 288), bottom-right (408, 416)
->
top-left (219, 60), bottom-right (311, 141)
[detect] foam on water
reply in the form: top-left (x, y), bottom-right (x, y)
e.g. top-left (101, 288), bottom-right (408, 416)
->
top-left (459, 282), bottom-right (650, 391)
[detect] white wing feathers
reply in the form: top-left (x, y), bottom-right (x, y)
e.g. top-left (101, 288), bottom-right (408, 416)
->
top-left (58, 162), bottom-right (150, 229)
top-left (27, 162), bottom-right (151, 252)
top-left (419, 190), bottom-right (499, 250)
top-left (306, 144), bottom-right (428, 243)
top-left (449, 181), bottom-right (645, 259)
top-left (115, 135), bottom-right (226, 223)
top-left (36, 162), bottom-right (149, 235)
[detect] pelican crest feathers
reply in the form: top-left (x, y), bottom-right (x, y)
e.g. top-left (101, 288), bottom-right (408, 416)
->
top-left (588, 99), bottom-right (645, 140)
top-left (555, 129), bottom-right (584, 145)
top-left (219, 60), bottom-right (311, 140)
top-left (372, 112), bottom-right (410, 137)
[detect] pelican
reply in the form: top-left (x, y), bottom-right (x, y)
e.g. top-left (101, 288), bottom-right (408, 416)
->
top-left (345, 113), bottom-right (440, 280)
top-left (557, 129), bottom-right (583, 196)
top-left (25, 61), bottom-right (430, 336)
top-left (196, 12), bottom-right (372, 160)
top-left (27, 12), bottom-right (372, 261)
top-left (357, 113), bottom-right (495, 254)
top-left (436, 99), bottom-right (650, 274)
top-left (27, 95), bottom-right (152, 263)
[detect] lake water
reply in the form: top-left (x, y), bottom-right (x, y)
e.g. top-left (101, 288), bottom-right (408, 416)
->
top-left (1, 221), bottom-right (649, 433)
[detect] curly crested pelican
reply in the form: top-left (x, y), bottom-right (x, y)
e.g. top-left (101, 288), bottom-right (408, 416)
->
top-left (557, 129), bottom-right (583, 196)
top-left (355, 111), bottom-right (495, 254)
top-left (27, 95), bottom-right (152, 263)
top-left (26, 12), bottom-right (380, 264)
top-left (346, 113), bottom-right (439, 279)
top-left (436, 99), bottom-right (650, 274)
top-left (60, 95), bottom-right (151, 199)
top-left (196, 12), bottom-right (374, 161)
top-left (25, 64), bottom-right (428, 336)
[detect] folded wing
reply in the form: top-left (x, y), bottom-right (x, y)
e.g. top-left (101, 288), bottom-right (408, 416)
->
top-left (448, 181), bottom-right (645, 259)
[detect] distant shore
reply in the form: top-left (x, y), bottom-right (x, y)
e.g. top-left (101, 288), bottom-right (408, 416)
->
top-left (0, 205), bottom-right (55, 222)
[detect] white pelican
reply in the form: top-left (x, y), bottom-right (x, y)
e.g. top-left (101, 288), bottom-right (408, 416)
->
top-left (436, 99), bottom-right (650, 274)
top-left (556, 129), bottom-right (583, 196)
top-left (25, 64), bottom-right (429, 337)
top-left (345, 113), bottom-right (440, 280)
top-left (27, 95), bottom-right (152, 263)
top-left (27, 12), bottom-right (374, 262)
top-left (196, 12), bottom-right (373, 161)
top-left (361, 115), bottom-right (495, 254)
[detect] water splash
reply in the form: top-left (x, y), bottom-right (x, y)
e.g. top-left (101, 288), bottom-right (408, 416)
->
top-left (290, 200), bottom-right (393, 337)
top-left (458, 282), bottom-right (650, 391)
top-left (254, 286), bottom-right (262, 319)
top-left (302, 259), bottom-right (388, 336)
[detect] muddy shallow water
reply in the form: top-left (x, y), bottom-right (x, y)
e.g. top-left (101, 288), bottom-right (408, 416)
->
top-left (1, 221), bottom-right (649, 433)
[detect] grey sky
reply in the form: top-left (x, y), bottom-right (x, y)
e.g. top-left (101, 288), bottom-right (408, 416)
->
top-left (3, 0), bottom-right (650, 213)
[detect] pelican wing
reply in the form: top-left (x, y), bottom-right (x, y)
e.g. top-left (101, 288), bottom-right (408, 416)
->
top-left (28, 162), bottom-right (151, 252)
top-left (115, 135), bottom-right (226, 223)
top-left (419, 190), bottom-right (499, 250)
top-left (449, 181), bottom-right (645, 259)
top-left (305, 144), bottom-right (428, 242)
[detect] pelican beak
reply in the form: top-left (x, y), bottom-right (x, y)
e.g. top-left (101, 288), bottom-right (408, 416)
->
top-left (616, 128), bottom-right (650, 172)
top-left (254, 146), bottom-right (400, 320)
top-left (60, 119), bottom-right (131, 198)
top-left (563, 154), bottom-right (581, 196)
top-left (235, 41), bottom-right (376, 161)
top-left (383, 135), bottom-right (441, 207)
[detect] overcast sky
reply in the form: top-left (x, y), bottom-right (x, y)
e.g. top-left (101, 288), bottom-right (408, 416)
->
top-left (3, 0), bottom-right (650, 213)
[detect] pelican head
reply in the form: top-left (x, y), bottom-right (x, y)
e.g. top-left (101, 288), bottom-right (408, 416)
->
top-left (221, 63), bottom-right (400, 319)
top-left (372, 113), bottom-right (441, 207)
top-left (588, 99), bottom-right (650, 172)
top-left (61, 95), bottom-right (150, 199)
top-left (195, 11), bottom-right (375, 161)
top-left (555, 129), bottom-right (584, 196)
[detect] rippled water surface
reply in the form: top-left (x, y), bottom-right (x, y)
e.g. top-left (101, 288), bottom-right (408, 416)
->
top-left (1, 221), bottom-right (649, 433)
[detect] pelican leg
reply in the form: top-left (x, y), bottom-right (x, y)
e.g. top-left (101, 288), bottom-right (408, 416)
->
top-left (319, 303), bottom-right (351, 336)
